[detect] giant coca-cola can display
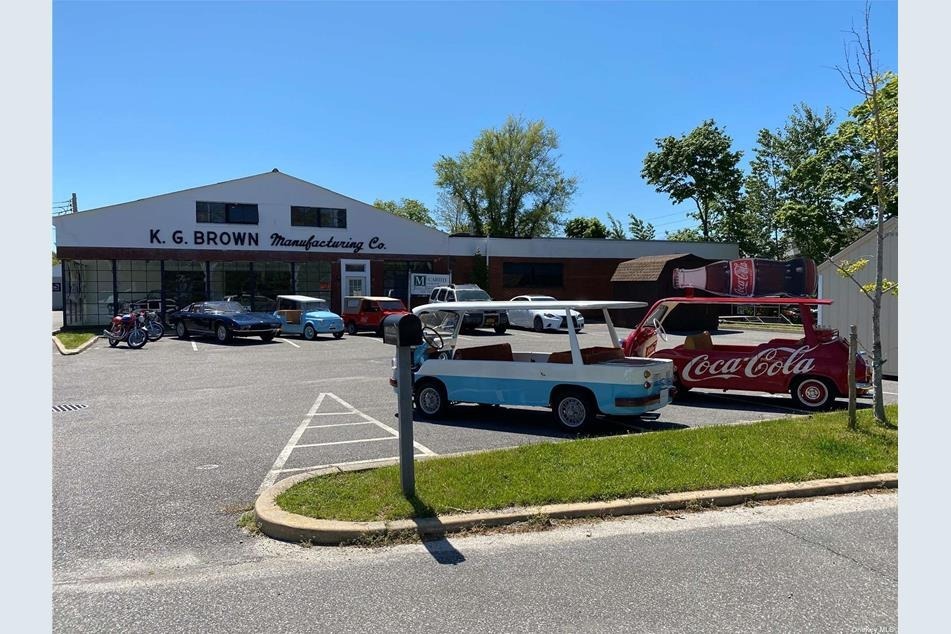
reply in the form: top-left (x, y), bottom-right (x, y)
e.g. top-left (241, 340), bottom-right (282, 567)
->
top-left (673, 257), bottom-right (817, 297)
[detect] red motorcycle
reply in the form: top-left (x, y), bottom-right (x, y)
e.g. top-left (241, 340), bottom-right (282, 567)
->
top-left (104, 311), bottom-right (150, 349)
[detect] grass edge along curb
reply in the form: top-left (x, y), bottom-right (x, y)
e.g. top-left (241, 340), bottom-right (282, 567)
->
top-left (53, 333), bottom-right (101, 355)
top-left (255, 472), bottom-right (897, 545)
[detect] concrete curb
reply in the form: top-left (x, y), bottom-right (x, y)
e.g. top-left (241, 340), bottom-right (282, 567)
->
top-left (254, 466), bottom-right (898, 546)
top-left (52, 334), bottom-right (101, 355)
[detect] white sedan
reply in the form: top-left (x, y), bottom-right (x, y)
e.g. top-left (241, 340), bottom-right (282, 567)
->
top-left (507, 295), bottom-right (585, 332)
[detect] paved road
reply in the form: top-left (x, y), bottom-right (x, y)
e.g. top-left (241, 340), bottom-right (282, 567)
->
top-left (53, 492), bottom-right (897, 632)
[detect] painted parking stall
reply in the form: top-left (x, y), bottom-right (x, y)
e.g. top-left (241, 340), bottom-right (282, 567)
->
top-left (257, 392), bottom-right (436, 494)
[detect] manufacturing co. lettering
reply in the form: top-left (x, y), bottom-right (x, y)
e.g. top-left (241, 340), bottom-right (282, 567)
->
top-left (148, 229), bottom-right (387, 253)
top-left (149, 229), bottom-right (259, 247)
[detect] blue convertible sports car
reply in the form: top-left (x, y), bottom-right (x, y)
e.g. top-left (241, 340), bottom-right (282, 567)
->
top-left (168, 301), bottom-right (283, 343)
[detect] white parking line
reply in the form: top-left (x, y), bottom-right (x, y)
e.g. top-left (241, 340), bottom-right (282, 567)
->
top-left (256, 392), bottom-right (437, 494)
top-left (294, 437), bottom-right (396, 449)
top-left (307, 421), bottom-right (375, 429)
top-left (191, 341), bottom-right (198, 352)
top-left (280, 338), bottom-right (300, 348)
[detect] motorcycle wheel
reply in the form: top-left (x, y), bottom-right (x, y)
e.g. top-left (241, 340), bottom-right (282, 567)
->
top-left (147, 320), bottom-right (164, 341)
top-left (108, 325), bottom-right (123, 348)
top-left (127, 327), bottom-right (148, 349)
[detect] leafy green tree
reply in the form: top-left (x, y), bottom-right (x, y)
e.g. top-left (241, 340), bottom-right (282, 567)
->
top-left (739, 129), bottom-right (789, 258)
top-left (434, 192), bottom-right (471, 234)
top-left (564, 216), bottom-right (609, 239)
top-left (767, 104), bottom-right (858, 261)
top-left (434, 116), bottom-right (578, 238)
top-left (52, 251), bottom-right (59, 266)
top-left (664, 227), bottom-right (703, 242)
top-left (831, 2), bottom-right (896, 427)
top-left (606, 213), bottom-right (626, 239)
top-left (835, 72), bottom-right (898, 223)
top-left (626, 214), bottom-right (656, 240)
top-left (373, 198), bottom-right (436, 228)
top-left (641, 119), bottom-right (744, 240)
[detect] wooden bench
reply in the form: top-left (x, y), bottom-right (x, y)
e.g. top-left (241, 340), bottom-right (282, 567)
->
top-left (277, 310), bottom-right (301, 325)
top-left (548, 346), bottom-right (625, 365)
top-left (683, 331), bottom-right (713, 350)
top-left (452, 343), bottom-right (514, 362)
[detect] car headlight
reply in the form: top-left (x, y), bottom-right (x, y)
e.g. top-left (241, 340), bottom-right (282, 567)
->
top-left (543, 313), bottom-right (557, 318)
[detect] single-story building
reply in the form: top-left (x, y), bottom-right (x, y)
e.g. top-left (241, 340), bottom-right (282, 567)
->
top-left (52, 170), bottom-right (739, 327)
top-left (817, 216), bottom-right (898, 377)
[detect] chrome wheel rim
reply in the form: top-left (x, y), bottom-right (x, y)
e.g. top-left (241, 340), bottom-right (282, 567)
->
top-left (558, 397), bottom-right (586, 428)
top-left (799, 380), bottom-right (827, 406)
top-left (420, 388), bottom-right (441, 414)
top-left (216, 326), bottom-right (227, 341)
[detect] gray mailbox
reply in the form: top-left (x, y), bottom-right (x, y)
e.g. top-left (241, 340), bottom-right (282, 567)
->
top-left (383, 313), bottom-right (423, 347)
top-left (382, 312), bottom-right (423, 498)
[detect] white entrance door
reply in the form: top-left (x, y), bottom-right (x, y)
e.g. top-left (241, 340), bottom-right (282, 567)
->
top-left (340, 260), bottom-right (370, 307)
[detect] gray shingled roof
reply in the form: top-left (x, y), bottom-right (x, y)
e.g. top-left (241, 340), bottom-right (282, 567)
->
top-left (610, 253), bottom-right (692, 282)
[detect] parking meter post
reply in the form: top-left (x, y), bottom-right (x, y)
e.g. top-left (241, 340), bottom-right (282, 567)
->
top-left (848, 324), bottom-right (857, 430)
top-left (396, 345), bottom-right (415, 498)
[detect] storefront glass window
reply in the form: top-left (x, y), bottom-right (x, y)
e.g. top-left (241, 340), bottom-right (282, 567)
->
top-left (163, 261), bottom-right (207, 311)
top-left (502, 262), bottom-right (564, 288)
top-left (115, 260), bottom-right (162, 314)
top-left (63, 259), bottom-right (114, 327)
top-left (296, 261), bottom-right (331, 302)
top-left (209, 261), bottom-right (253, 304)
top-left (252, 262), bottom-right (292, 311)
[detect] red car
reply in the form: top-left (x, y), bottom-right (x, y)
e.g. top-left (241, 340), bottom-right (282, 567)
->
top-left (342, 295), bottom-right (410, 336)
top-left (622, 296), bottom-right (873, 410)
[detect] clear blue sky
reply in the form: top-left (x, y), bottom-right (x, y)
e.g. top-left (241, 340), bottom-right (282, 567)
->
top-left (53, 0), bottom-right (897, 238)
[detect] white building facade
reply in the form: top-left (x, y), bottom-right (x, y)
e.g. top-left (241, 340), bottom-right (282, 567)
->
top-left (53, 170), bottom-right (739, 327)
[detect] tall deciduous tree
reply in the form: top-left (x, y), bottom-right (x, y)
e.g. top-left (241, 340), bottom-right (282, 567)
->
top-left (373, 198), bottom-right (436, 228)
top-left (606, 213), bottom-right (627, 239)
top-left (434, 116), bottom-right (578, 238)
top-left (564, 216), bottom-right (609, 239)
top-left (771, 105), bottom-right (857, 261)
top-left (832, 1), bottom-right (896, 427)
top-left (741, 129), bottom-right (789, 258)
top-left (664, 227), bottom-right (703, 242)
top-left (434, 192), bottom-right (471, 234)
top-left (641, 119), bottom-right (744, 240)
top-left (626, 214), bottom-right (656, 240)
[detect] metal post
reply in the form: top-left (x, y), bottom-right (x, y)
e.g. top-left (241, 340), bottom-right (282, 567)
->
top-left (848, 324), bottom-right (857, 430)
top-left (396, 345), bottom-right (415, 497)
top-left (71, 193), bottom-right (78, 214)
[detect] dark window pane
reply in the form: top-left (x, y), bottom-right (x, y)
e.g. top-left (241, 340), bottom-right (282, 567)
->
top-left (227, 203), bottom-right (259, 224)
top-left (289, 206), bottom-right (347, 228)
top-left (503, 262), bottom-right (563, 288)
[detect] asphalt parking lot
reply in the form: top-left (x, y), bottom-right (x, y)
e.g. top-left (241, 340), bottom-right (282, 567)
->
top-left (52, 321), bottom-right (897, 575)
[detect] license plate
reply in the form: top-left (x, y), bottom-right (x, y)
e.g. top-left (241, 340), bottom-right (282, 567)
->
top-left (484, 316), bottom-right (497, 326)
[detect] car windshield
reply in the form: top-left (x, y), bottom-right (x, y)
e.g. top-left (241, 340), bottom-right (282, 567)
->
top-left (302, 301), bottom-right (327, 312)
top-left (204, 301), bottom-right (246, 314)
top-left (455, 289), bottom-right (491, 301)
top-left (377, 300), bottom-right (404, 311)
top-left (530, 296), bottom-right (557, 301)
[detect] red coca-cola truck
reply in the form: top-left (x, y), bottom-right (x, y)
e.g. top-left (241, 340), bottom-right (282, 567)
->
top-left (622, 296), bottom-right (872, 410)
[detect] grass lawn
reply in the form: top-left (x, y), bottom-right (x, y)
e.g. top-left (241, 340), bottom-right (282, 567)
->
top-left (277, 405), bottom-right (897, 522)
top-left (55, 330), bottom-right (100, 349)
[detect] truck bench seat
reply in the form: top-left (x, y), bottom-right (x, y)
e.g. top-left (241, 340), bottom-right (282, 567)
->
top-left (452, 343), bottom-right (514, 362)
top-left (548, 346), bottom-right (625, 364)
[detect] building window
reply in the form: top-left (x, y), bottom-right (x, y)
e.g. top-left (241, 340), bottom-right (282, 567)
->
top-left (196, 201), bottom-right (259, 224)
top-left (296, 261), bottom-right (332, 303)
top-left (502, 262), bottom-right (564, 288)
top-left (291, 206), bottom-right (347, 228)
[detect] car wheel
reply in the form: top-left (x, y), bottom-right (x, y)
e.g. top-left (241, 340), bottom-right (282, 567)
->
top-left (333, 331), bottom-right (344, 339)
top-left (552, 388), bottom-right (595, 431)
top-left (108, 333), bottom-right (120, 348)
top-left (534, 316), bottom-right (544, 332)
top-left (790, 376), bottom-right (836, 410)
top-left (303, 324), bottom-right (316, 340)
top-left (346, 321), bottom-right (358, 335)
top-left (494, 324), bottom-right (507, 334)
top-left (260, 332), bottom-right (275, 342)
top-left (414, 379), bottom-right (448, 418)
top-left (175, 321), bottom-right (188, 339)
top-left (215, 323), bottom-right (232, 343)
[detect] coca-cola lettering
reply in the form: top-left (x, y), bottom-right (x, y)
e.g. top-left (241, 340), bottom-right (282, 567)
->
top-left (729, 259), bottom-right (754, 296)
top-left (681, 345), bottom-right (818, 382)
